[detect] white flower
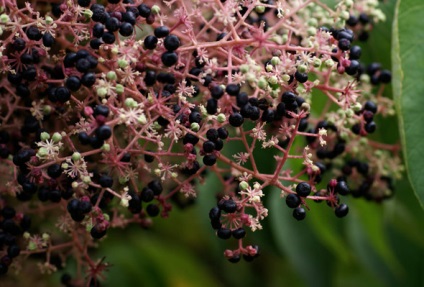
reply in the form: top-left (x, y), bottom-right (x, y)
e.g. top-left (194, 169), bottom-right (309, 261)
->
top-left (36, 139), bottom-right (62, 160)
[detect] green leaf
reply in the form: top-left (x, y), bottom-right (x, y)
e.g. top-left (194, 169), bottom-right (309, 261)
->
top-left (350, 200), bottom-right (402, 274)
top-left (307, 203), bottom-right (351, 263)
top-left (100, 231), bottom-right (221, 287)
top-left (268, 189), bottom-right (333, 287)
top-left (392, 0), bottom-right (424, 208)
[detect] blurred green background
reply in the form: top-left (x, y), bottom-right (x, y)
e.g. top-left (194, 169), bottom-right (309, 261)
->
top-left (50, 1), bottom-right (424, 286)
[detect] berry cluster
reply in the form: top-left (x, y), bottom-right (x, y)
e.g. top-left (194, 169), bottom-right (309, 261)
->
top-left (0, 0), bottom-right (402, 284)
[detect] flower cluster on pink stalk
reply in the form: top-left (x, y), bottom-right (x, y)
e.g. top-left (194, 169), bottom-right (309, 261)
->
top-left (0, 0), bottom-right (403, 285)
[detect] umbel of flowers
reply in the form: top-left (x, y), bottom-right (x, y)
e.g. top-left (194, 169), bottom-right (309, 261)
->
top-left (0, 0), bottom-right (401, 285)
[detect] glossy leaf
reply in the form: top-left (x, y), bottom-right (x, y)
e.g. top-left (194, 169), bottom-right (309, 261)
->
top-left (392, 0), bottom-right (424, 207)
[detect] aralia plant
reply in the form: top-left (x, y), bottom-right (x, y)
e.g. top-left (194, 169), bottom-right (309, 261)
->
top-left (0, 0), bottom-right (402, 285)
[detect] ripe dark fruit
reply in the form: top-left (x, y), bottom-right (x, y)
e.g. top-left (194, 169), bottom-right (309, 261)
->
top-left (99, 175), bottom-right (113, 188)
top-left (189, 111), bottom-right (201, 123)
top-left (206, 98), bottom-right (218, 114)
top-left (65, 76), bottom-right (81, 91)
top-left (293, 207), bottom-right (306, 221)
top-left (90, 225), bottom-right (107, 239)
top-left (286, 193), bottom-right (301, 208)
top-left (338, 39), bottom-right (351, 51)
top-left (81, 72), bottom-right (96, 87)
top-left (210, 219), bottom-right (221, 229)
top-left (102, 32), bottom-right (115, 44)
top-left (225, 84), bottom-right (240, 96)
top-left (119, 22), bottom-right (133, 36)
top-left (164, 34), bottom-right (181, 51)
top-left (346, 15), bottom-right (358, 26)
top-left (26, 26), bottom-right (42, 40)
top-left (209, 207), bottom-right (221, 220)
top-left (296, 182), bottom-right (311, 197)
top-left (161, 51), bottom-right (178, 67)
top-left (345, 60), bottom-right (360, 76)
top-left (138, 4), bottom-right (151, 17)
top-left (47, 164), bottom-right (62, 178)
top-left (148, 180), bottom-right (163, 195)
top-left (144, 35), bottom-right (158, 50)
top-left (335, 180), bottom-right (349, 195)
top-left (55, 87), bottom-right (71, 102)
top-left (140, 187), bottom-right (154, 202)
top-left (146, 204), bottom-right (160, 217)
top-left (378, 70), bottom-right (392, 83)
top-left (214, 139), bottom-right (224, 151)
top-left (183, 133), bottom-right (199, 145)
top-left (228, 255), bottom-right (241, 263)
top-left (203, 141), bottom-right (216, 153)
top-left (350, 45), bottom-right (362, 60)
top-left (203, 154), bottom-right (217, 166)
top-left (94, 105), bottom-right (110, 117)
top-left (217, 228), bottom-right (231, 239)
top-left (206, 128), bottom-right (219, 141)
top-left (7, 245), bottom-right (20, 258)
top-left (365, 121), bottom-right (377, 133)
top-left (294, 71), bottom-right (308, 83)
top-left (13, 38), bottom-right (26, 51)
top-left (335, 204), bottom-right (349, 218)
top-left (76, 58), bottom-right (91, 73)
top-left (232, 228), bottom-right (246, 239)
top-left (221, 199), bottom-right (237, 213)
top-left (359, 13), bottom-right (370, 24)
top-left (154, 26), bottom-right (170, 38)
top-left (210, 85), bottom-right (224, 99)
top-left (105, 17), bottom-right (120, 32)
top-left (42, 33), bottom-right (55, 47)
top-left (96, 125), bottom-right (112, 140)
top-left (217, 127), bottom-right (229, 139)
top-left (229, 113), bottom-right (244, 127)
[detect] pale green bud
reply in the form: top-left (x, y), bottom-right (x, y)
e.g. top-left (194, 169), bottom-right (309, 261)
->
top-left (40, 132), bottom-right (50, 141)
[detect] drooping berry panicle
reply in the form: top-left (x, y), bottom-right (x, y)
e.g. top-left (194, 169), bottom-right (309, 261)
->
top-left (0, 0), bottom-right (401, 283)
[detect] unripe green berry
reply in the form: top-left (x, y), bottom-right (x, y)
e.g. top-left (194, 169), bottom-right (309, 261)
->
top-left (116, 84), bottom-right (124, 95)
top-left (52, 132), bottom-right (62, 142)
top-left (97, 87), bottom-right (108, 97)
top-left (107, 71), bottom-right (117, 81)
top-left (151, 5), bottom-right (160, 14)
top-left (239, 181), bottom-right (249, 190)
top-left (102, 143), bottom-right (110, 152)
top-left (325, 59), bottom-right (335, 67)
top-left (217, 113), bottom-right (226, 123)
top-left (268, 75), bottom-right (278, 85)
top-left (0, 14), bottom-right (10, 23)
top-left (138, 114), bottom-right (147, 124)
top-left (255, 5), bottom-right (265, 13)
top-left (72, 152), bottom-right (81, 161)
top-left (37, 147), bottom-right (48, 157)
top-left (40, 132), bottom-right (50, 141)
top-left (124, 97), bottom-right (137, 108)
top-left (352, 102), bottom-right (362, 112)
top-left (271, 56), bottom-right (281, 66)
top-left (298, 64), bottom-right (308, 73)
top-left (118, 59), bottom-right (128, 68)
top-left (45, 16), bottom-right (53, 24)
top-left (281, 74), bottom-right (291, 82)
top-left (258, 77), bottom-right (268, 90)
top-left (313, 59), bottom-right (322, 68)
top-left (240, 64), bottom-right (249, 73)
top-left (190, 122), bottom-right (200, 131)
top-left (82, 175), bottom-right (91, 184)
